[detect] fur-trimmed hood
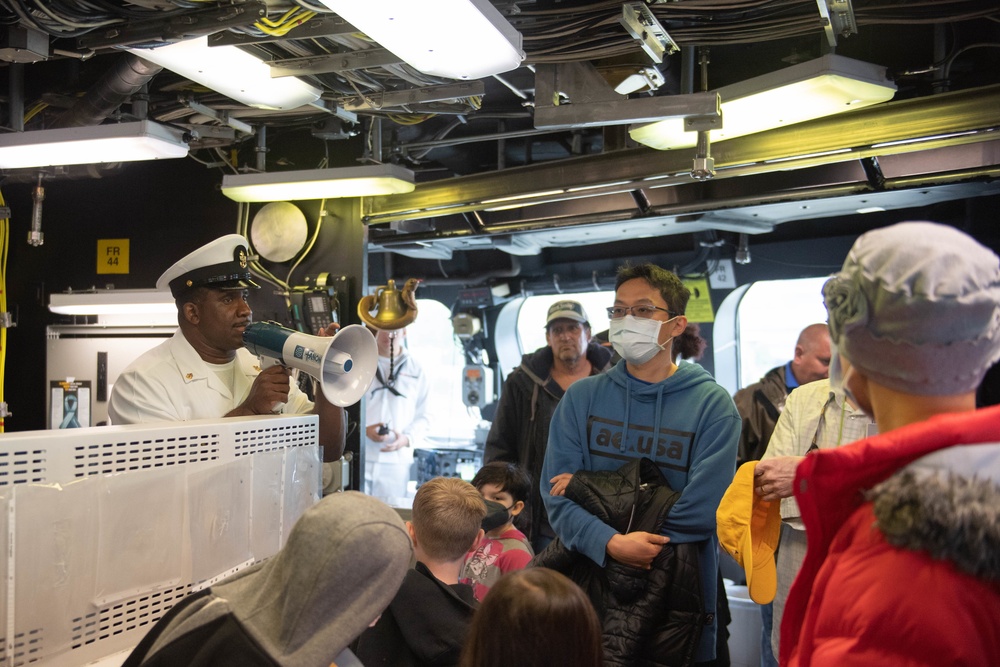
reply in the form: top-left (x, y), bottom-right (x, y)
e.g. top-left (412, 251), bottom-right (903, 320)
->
top-left (868, 444), bottom-right (1000, 582)
top-left (782, 407), bottom-right (1000, 667)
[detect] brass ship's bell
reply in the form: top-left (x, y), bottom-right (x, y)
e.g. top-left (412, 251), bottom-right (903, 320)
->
top-left (357, 279), bottom-right (417, 330)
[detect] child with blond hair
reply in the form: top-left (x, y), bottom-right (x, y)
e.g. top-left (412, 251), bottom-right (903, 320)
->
top-left (355, 477), bottom-right (486, 667)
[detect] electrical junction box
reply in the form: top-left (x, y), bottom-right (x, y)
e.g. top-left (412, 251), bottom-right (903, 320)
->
top-left (462, 364), bottom-right (493, 408)
top-left (0, 25), bottom-right (48, 63)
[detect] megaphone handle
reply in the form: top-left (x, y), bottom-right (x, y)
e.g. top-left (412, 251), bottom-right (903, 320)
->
top-left (258, 355), bottom-right (282, 370)
top-left (254, 356), bottom-right (290, 414)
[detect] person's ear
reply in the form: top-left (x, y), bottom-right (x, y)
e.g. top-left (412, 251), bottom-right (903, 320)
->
top-left (509, 500), bottom-right (525, 517)
top-left (182, 301), bottom-right (199, 325)
top-left (405, 521), bottom-right (418, 548)
top-left (470, 528), bottom-right (485, 551)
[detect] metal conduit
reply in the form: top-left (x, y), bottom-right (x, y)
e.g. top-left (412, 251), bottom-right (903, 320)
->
top-left (400, 127), bottom-right (570, 152)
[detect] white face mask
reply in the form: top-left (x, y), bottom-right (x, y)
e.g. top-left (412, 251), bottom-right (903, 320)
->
top-left (609, 315), bottom-right (678, 365)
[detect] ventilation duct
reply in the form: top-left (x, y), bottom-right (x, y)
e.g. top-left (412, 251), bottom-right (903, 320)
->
top-left (52, 53), bottom-right (162, 129)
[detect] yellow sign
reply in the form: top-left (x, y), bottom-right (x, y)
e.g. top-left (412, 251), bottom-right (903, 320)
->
top-left (683, 278), bottom-right (714, 323)
top-left (97, 239), bottom-right (129, 274)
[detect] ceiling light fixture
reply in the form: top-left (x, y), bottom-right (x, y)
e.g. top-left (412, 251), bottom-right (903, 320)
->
top-left (630, 55), bottom-right (897, 150)
top-left (0, 121), bottom-right (189, 169)
top-left (315, 0), bottom-right (523, 80)
top-left (221, 164), bottom-right (416, 202)
top-left (128, 36), bottom-right (322, 111)
top-left (49, 289), bottom-right (175, 316)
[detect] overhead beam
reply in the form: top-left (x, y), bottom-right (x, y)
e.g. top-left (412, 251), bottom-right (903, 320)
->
top-left (533, 61), bottom-right (720, 130)
top-left (343, 81), bottom-right (485, 112)
top-left (364, 84), bottom-right (1000, 224)
top-left (269, 48), bottom-right (403, 77)
top-left (208, 14), bottom-right (358, 46)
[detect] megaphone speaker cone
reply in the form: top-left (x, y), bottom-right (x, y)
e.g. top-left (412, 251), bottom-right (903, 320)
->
top-left (243, 322), bottom-right (378, 407)
top-left (319, 325), bottom-right (378, 406)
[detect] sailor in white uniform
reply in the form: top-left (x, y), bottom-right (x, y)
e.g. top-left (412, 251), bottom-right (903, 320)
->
top-left (109, 234), bottom-right (346, 461)
top-left (363, 327), bottom-right (430, 503)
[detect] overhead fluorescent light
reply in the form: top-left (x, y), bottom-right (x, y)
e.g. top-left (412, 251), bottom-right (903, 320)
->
top-left (630, 55), bottom-right (897, 150)
top-left (315, 0), bottom-right (523, 80)
top-left (0, 121), bottom-right (188, 169)
top-left (481, 190), bottom-right (564, 205)
top-left (221, 164), bottom-right (416, 202)
top-left (49, 289), bottom-right (175, 316)
top-left (129, 36), bottom-right (322, 110)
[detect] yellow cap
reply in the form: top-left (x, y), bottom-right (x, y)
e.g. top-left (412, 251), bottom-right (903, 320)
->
top-left (717, 461), bottom-right (782, 604)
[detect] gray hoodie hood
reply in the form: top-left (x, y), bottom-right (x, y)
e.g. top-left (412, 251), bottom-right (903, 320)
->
top-left (149, 491), bottom-right (412, 667)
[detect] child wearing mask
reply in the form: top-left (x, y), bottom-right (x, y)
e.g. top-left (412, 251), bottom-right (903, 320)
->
top-left (461, 461), bottom-right (535, 600)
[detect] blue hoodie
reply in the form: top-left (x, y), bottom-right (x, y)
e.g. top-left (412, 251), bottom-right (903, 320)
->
top-left (541, 361), bottom-right (740, 661)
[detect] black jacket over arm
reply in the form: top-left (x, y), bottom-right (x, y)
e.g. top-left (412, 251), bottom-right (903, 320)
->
top-left (532, 457), bottom-right (706, 667)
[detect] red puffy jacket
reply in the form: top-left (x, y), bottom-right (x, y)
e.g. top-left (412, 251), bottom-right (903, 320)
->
top-left (782, 406), bottom-right (1000, 666)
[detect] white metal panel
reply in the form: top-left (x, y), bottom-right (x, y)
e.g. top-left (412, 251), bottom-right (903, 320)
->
top-left (0, 414), bottom-right (320, 667)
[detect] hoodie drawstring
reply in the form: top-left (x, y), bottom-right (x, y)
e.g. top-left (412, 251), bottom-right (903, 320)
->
top-left (653, 385), bottom-right (664, 455)
top-left (620, 377), bottom-right (666, 455)
top-left (621, 379), bottom-right (631, 453)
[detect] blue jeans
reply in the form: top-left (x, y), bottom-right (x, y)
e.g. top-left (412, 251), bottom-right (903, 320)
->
top-left (760, 602), bottom-right (778, 667)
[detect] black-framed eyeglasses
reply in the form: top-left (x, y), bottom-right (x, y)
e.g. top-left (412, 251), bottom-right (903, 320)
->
top-left (606, 305), bottom-right (677, 320)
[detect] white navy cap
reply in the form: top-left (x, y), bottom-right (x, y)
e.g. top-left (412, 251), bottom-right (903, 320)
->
top-left (156, 234), bottom-right (260, 299)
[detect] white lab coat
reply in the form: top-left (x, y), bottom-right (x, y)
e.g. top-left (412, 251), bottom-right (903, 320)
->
top-left (109, 330), bottom-right (313, 424)
top-left (364, 353), bottom-right (430, 503)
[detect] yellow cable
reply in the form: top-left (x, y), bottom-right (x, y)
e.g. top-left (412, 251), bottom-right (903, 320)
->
top-left (258, 7), bottom-right (298, 28)
top-left (387, 113), bottom-right (434, 125)
top-left (270, 11), bottom-right (315, 36)
top-left (23, 101), bottom-right (48, 124)
top-left (0, 189), bottom-right (7, 432)
top-left (256, 9), bottom-right (314, 35)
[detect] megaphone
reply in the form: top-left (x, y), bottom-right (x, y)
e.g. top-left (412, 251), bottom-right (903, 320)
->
top-left (243, 321), bottom-right (378, 407)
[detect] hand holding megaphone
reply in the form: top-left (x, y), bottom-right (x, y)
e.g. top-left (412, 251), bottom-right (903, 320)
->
top-left (243, 321), bottom-right (378, 407)
top-left (242, 364), bottom-right (297, 415)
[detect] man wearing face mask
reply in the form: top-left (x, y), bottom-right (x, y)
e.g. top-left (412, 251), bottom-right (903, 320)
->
top-left (541, 262), bottom-right (741, 666)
